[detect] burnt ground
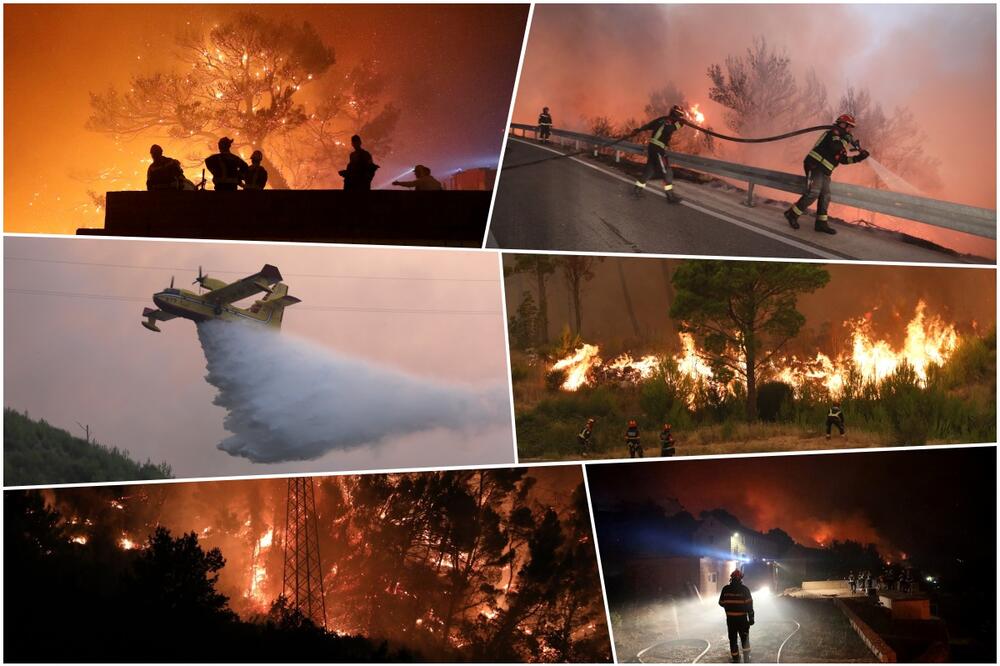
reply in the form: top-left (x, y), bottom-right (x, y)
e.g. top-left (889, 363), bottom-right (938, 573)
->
top-left (612, 594), bottom-right (873, 663)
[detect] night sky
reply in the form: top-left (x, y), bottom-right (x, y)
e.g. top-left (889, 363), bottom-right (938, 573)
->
top-left (587, 446), bottom-right (996, 568)
top-left (4, 4), bottom-right (528, 233)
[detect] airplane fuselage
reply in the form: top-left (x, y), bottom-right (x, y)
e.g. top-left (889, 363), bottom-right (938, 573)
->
top-left (153, 288), bottom-right (278, 326)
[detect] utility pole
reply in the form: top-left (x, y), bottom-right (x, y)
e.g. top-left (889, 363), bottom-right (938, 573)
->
top-left (282, 477), bottom-right (327, 628)
top-left (75, 422), bottom-right (91, 444)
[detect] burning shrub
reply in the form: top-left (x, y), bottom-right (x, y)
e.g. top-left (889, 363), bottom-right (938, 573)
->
top-left (545, 367), bottom-right (569, 391)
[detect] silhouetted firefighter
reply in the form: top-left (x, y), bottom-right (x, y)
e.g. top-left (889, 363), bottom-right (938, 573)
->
top-left (784, 113), bottom-right (870, 235)
top-left (340, 134), bottom-right (379, 191)
top-left (243, 150), bottom-right (268, 190)
top-left (577, 417), bottom-right (595, 456)
top-left (826, 403), bottom-right (845, 439)
top-left (630, 104), bottom-right (689, 204)
top-left (205, 137), bottom-right (248, 191)
top-left (720, 569), bottom-right (754, 663)
top-left (625, 419), bottom-right (643, 458)
top-left (146, 144), bottom-right (184, 191)
top-left (538, 106), bottom-right (553, 143)
top-left (393, 164), bottom-right (443, 191)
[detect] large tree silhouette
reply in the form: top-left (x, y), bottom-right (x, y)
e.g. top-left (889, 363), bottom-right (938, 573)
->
top-left (670, 260), bottom-right (830, 420)
top-left (88, 12), bottom-right (398, 189)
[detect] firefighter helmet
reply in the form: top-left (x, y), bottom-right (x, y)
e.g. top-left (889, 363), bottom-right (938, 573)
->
top-left (218, 136), bottom-right (234, 149)
top-left (587, 418), bottom-right (596, 425)
top-left (663, 423), bottom-right (672, 430)
top-left (669, 104), bottom-right (688, 120)
top-left (628, 419), bottom-right (638, 427)
top-left (835, 113), bottom-right (857, 128)
top-left (731, 569), bottom-right (744, 581)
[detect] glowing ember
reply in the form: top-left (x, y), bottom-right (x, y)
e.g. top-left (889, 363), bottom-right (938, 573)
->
top-left (119, 535), bottom-right (136, 550)
top-left (70, 535), bottom-right (88, 545)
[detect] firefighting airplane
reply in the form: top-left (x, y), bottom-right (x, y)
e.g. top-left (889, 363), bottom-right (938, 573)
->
top-left (141, 264), bottom-right (301, 332)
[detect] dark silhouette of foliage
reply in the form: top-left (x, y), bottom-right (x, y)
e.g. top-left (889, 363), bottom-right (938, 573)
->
top-left (4, 408), bottom-right (172, 485)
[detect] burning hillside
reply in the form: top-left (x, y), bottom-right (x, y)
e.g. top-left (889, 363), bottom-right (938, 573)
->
top-left (550, 301), bottom-right (963, 401)
top-left (25, 468), bottom-right (611, 662)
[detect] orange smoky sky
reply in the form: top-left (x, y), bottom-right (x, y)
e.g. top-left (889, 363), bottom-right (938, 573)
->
top-left (4, 4), bottom-right (528, 233)
top-left (512, 4), bottom-right (996, 256)
top-left (587, 447), bottom-right (996, 565)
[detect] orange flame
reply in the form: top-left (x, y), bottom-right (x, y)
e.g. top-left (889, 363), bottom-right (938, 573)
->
top-left (689, 104), bottom-right (705, 124)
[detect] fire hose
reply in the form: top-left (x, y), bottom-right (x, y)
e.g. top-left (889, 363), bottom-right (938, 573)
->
top-left (504, 121), bottom-right (862, 171)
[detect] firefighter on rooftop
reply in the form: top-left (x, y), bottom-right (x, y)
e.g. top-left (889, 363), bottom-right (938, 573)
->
top-left (785, 113), bottom-right (870, 235)
top-left (720, 569), bottom-right (755, 663)
top-left (538, 107), bottom-right (553, 144)
top-left (630, 104), bottom-right (689, 204)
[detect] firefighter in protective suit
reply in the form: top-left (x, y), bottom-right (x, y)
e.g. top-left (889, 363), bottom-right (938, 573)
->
top-left (826, 403), bottom-right (845, 439)
top-left (146, 144), bottom-right (184, 191)
top-left (720, 569), bottom-right (755, 663)
top-left (205, 137), bottom-right (248, 191)
top-left (538, 107), bottom-right (553, 143)
top-left (785, 114), bottom-right (869, 234)
top-left (625, 419), bottom-right (643, 458)
top-left (630, 105), bottom-right (688, 204)
top-left (577, 418), bottom-right (595, 456)
top-left (660, 423), bottom-right (676, 457)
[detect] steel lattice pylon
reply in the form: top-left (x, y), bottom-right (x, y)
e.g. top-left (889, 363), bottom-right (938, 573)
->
top-left (282, 477), bottom-right (327, 628)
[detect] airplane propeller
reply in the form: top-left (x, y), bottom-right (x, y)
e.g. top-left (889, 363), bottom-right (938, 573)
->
top-left (170, 275), bottom-right (175, 289)
top-left (193, 265), bottom-right (205, 293)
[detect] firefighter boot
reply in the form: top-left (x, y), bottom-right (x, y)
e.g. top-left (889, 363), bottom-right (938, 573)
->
top-left (631, 182), bottom-right (645, 198)
top-left (815, 217), bottom-right (838, 235)
top-left (784, 208), bottom-right (801, 230)
top-left (743, 649), bottom-right (752, 663)
top-left (665, 189), bottom-right (683, 204)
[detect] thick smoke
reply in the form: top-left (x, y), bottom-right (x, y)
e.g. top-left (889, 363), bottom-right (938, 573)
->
top-left (197, 321), bottom-right (509, 463)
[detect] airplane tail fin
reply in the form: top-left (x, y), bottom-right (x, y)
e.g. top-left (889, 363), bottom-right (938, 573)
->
top-left (259, 283), bottom-right (301, 329)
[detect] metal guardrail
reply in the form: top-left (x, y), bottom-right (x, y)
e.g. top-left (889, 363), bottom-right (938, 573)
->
top-left (509, 123), bottom-right (996, 240)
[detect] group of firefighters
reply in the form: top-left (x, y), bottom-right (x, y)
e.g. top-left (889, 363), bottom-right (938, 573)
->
top-left (577, 404), bottom-right (844, 457)
top-left (145, 135), bottom-right (442, 192)
top-left (537, 105), bottom-right (870, 235)
top-left (849, 568), bottom-right (915, 595)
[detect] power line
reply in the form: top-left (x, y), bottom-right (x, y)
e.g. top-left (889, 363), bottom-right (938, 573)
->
top-left (5, 288), bottom-right (500, 316)
top-left (4, 256), bottom-right (499, 283)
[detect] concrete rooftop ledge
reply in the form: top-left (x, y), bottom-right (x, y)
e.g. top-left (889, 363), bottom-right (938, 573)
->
top-left (77, 190), bottom-right (491, 247)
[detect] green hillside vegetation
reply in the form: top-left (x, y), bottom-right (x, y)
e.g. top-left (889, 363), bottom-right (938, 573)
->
top-left (4, 408), bottom-right (172, 485)
top-left (513, 328), bottom-right (997, 460)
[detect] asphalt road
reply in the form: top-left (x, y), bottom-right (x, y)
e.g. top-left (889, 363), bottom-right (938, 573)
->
top-left (490, 139), bottom-right (839, 259)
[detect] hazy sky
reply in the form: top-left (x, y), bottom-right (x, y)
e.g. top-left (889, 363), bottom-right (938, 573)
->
top-left (512, 4), bottom-right (996, 255)
top-left (4, 4), bottom-right (528, 233)
top-left (4, 237), bottom-right (515, 480)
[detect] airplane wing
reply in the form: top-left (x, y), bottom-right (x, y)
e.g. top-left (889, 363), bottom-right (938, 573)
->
top-left (143, 307), bottom-right (177, 322)
top-left (203, 264), bottom-right (283, 305)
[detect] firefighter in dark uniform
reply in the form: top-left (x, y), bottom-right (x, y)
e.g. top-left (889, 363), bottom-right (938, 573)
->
top-left (146, 144), bottom-right (184, 191)
top-left (577, 417), bottom-right (595, 456)
top-left (205, 137), bottom-right (248, 191)
top-left (630, 104), bottom-right (688, 204)
top-left (720, 569), bottom-right (754, 663)
top-left (826, 403), bottom-right (845, 439)
top-left (785, 113), bottom-right (869, 234)
top-left (340, 134), bottom-right (379, 191)
top-left (538, 107), bottom-right (553, 143)
top-left (848, 571), bottom-right (857, 594)
top-left (625, 419), bottom-right (643, 458)
top-left (243, 150), bottom-right (268, 190)
top-left (659, 423), bottom-right (676, 457)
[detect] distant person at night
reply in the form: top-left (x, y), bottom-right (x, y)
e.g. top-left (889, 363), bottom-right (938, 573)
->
top-left (393, 165), bottom-right (443, 191)
top-left (848, 571), bottom-right (856, 594)
top-left (205, 137), bottom-right (248, 192)
top-left (538, 106), bottom-right (553, 143)
top-left (577, 418), bottom-right (595, 456)
top-left (826, 403), bottom-right (845, 439)
top-left (625, 419), bottom-right (642, 458)
top-left (146, 144), bottom-right (184, 191)
top-left (339, 134), bottom-right (379, 191)
top-left (659, 423), bottom-right (676, 457)
top-left (243, 150), bottom-right (268, 190)
top-left (720, 569), bottom-right (754, 663)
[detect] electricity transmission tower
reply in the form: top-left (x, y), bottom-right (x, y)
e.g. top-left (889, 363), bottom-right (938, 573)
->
top-left (282, 477), bottom-right (327, 628)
